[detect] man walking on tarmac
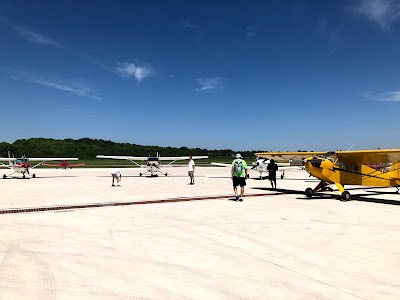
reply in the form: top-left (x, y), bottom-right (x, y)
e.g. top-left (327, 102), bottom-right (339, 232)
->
top-left (231, 153), bottom-right (248, 201)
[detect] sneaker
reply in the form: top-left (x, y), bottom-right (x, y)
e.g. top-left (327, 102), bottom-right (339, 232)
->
top-left (112, 184), bottom-right (115, 187)
top-left (235, 195), bottom-right (239, 201)
top-left (117, 184), bottom-right (121, 187)
top-left (238, 198), bottom-right (243, 202)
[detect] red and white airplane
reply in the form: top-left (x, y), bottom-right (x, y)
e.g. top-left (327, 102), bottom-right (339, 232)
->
top-left (0, 151), bottom-right (79, 179)
top-left (42, 160), bottom-right (85, 169)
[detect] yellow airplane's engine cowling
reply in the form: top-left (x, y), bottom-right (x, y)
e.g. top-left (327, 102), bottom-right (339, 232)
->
top-left (319, 160), bottom-right (338, 183)
top-left (305, 158), bottom-right (337, 183)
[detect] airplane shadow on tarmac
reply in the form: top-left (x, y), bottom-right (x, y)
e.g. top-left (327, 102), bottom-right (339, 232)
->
top-left (251, 187), bottom-right (400, 206)
top-left (96, 175), bottom-right (189, 178)
top-left (3, 176), bottom-right (79, 179)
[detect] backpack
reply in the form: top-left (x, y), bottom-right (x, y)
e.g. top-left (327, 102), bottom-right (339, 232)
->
top-left (234, 159), bottom-right (243, 174)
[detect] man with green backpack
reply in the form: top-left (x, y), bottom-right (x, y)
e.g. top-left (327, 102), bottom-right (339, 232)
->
top-left (231, 153), bottom-right (248, 201)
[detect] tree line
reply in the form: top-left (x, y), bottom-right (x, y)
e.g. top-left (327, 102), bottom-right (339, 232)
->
top-left (0, 138), bottom-right (263, 159)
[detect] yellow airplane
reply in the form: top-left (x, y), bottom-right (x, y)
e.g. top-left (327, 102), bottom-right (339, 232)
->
top-left (255, 149), bottom-right (400, 201)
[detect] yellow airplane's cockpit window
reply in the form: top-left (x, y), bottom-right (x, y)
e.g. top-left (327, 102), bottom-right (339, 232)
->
top-left (336, 160), bottom-right (359, 172)
top-left (310, 157), bottom-right (322, 168)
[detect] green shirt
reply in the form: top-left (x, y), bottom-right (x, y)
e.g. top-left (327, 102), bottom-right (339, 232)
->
top-left (232, 159), bottom-right (247, 177)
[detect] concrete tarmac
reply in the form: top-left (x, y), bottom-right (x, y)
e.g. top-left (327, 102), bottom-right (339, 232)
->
top-left (0, 167), bottom-right (399, 299)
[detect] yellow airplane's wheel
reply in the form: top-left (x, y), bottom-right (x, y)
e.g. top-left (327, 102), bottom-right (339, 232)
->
top-left (341, 191), bottom-right (350, 201)
top-left (33, 174), bottom-right (36, 178)
top-left (3, 174), bottom-right (6, 179)
top-left (305, 188), bottom-right (313, 198)
top-left (165, 173), bottom-right (168, 176)
top-left (139, 173), bottom-right (142, 176)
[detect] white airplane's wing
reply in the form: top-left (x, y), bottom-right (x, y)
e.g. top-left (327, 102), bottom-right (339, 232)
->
top-left (211, 162), bottom-right (253, 170)
top-left (0, 158), bottom-right (15, 161)
top-left (96, 155), bottom-right (148, 160)
top-left (158, 156), bottom-right (208, 161)
top-left (277, 166), bottom-right (300, 170)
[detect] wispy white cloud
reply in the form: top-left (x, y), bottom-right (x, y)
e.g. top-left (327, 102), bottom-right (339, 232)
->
top-left (365, 90), bottom-right (400, 101)
top-left (115, 62), bottom-right (152, 83)
top-left (349, 0), bottom-right (400, 31)
top-left (195, 77), bottom-right (224, 92)
top-left (10, 69), bottom-right (100, 100)
top-left (0, 18), bottom-right (61, 47)
top-left (246, 25), bottom-right (257, 40)
top-left (183, 21), bottom-right (197, 29)
top-left (56, 107), bottom-right (72, 112)
top-left (15, 26), bottom-right (61, 47)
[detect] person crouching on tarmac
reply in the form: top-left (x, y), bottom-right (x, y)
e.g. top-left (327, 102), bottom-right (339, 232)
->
top-left (231, 153), bottom-right (248, 201)
top-left (111, 168), bottom-right (122, 187)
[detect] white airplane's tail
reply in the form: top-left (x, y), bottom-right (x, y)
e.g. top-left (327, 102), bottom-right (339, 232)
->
top-left (8, 151), bottom-right (12, 166)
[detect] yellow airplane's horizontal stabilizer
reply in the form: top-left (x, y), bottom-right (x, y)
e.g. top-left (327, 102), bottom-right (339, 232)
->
top-left (390, 162), bottom-right (400, 171)
top-left (389, 162), bottom-right (400, 180)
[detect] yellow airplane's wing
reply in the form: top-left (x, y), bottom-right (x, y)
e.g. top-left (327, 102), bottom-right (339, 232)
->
top-left (255, 151), bottom-right (329, 161)
top-left (335, 149), bottom-right (400, 164)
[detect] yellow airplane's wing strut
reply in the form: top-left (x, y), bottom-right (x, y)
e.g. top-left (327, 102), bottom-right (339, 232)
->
top-left (334, 182), bottom-right (345, 193)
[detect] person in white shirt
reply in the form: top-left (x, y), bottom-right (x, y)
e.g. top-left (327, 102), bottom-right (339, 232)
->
top-left (188, 156), bottom-right (195, 185)
top-left (111, 168), bottom-right (122, 187)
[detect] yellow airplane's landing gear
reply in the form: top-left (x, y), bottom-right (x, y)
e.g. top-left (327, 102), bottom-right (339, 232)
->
top-left (305, 188), bottom-right (313, 198)
top-left (305, 181), bottom-right (335, 198)
top-left (23, 174), bottom-right (26, 179)
top-left (341, 191), bottom-right (350, 201)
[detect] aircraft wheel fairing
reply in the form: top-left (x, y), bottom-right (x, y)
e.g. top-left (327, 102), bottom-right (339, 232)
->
top-left (3, 174), bottom-right (6, 179)
top-left (305, 188), bottom-right (313, 198)
top-left (341, 191), bottom-right (350, 201)
top-left (33, 174), bottom-right (36, 178)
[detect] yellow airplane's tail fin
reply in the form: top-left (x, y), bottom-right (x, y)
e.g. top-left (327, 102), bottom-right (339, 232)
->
top-left (389, 162), bottom-right (400, 179)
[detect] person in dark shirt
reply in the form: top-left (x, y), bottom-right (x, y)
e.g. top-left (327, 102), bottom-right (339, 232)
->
top-left (267, 159), bottom-right (279, 189)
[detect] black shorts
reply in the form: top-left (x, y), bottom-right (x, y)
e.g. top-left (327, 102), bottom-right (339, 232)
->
top-left (269, 172), bottom-right (276, 180)
top-left (233, 176), bottom-right (246, 187)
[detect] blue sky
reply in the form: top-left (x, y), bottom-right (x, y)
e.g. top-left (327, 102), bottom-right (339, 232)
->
top-left (1, 0), bottom-right (400, 151)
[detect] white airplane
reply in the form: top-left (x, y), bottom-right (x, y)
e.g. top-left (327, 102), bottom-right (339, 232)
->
top-left (96, 153), bottom-right (209, 177)
top-left (211, 157), bottom-right (295, 179)
top-left (0, 151), bottom-right (79, 179)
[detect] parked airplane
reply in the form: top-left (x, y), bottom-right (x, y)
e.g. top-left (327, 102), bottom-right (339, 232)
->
top-left (255, 149), bottom-right (400, 200)
top-left (0, 151), bottom-right (79, 179)
top-left (211, 156), bottom-right (294, 179)
top-left (96, 154), bottom-right (208, 176)
top-left (43, 160), bottom-right (85, 169)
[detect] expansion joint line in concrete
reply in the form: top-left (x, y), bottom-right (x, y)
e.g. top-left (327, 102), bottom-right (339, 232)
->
top-left (0, 192), bottom-right (282, 215)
